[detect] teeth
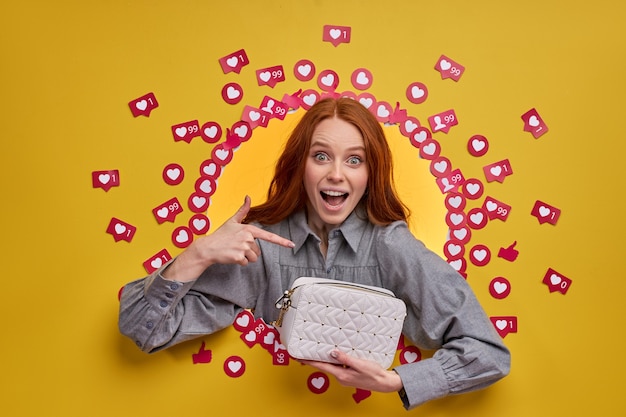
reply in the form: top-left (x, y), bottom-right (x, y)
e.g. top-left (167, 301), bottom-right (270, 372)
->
top-left (323, 190), bottom-right (346, 196)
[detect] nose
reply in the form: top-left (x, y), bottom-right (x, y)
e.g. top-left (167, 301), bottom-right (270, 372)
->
top-left (326, 161), bottom-right (344, 182)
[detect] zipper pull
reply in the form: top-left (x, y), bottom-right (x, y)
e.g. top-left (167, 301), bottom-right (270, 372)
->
top-left (273, 290), bottom-right (292, 327)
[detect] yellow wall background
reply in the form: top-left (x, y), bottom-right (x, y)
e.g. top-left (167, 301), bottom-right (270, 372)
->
top-left (2, 1), bottom-right (625, 415)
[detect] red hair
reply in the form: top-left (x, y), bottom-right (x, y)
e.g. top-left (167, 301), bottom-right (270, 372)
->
top-left (244, 97), bottom-right (410, 225)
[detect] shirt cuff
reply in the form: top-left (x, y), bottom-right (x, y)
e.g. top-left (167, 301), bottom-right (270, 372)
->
top-left (394, 358), bottom-right (450, 410)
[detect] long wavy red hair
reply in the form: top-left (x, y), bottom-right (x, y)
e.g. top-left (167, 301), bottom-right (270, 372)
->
top-left (244, 97), bottom-right (410, 225)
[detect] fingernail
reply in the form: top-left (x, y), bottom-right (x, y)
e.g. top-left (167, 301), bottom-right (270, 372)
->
top-left (330, 351), bottom-right (338, 359)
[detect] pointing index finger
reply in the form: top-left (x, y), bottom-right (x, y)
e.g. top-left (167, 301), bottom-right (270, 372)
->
top-left (250, 226), bottom-right (295, 249)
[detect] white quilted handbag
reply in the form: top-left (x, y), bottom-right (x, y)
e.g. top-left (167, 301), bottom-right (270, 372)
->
top-left (273, 277), bottom-right (407, 369)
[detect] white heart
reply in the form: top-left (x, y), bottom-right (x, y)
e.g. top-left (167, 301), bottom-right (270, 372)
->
top-left (413, 131), bottom-right (427, 143)
top-left (550, 274), bottom-right (562, 285)
top-left (175, 127), bottom-right (187, 137)
top-left (135, 100), bottom-right (147, 111)
top-left (434, 161), bottom-right (447, 173)
top-left (529, 115), bottom-right (540, 127)
top-left (203, 163), bottom-right (217, 176)
top-left (329, 29), bottom-right (341, 39)
top-left (193, 218), bottom-right (207, 231)
top-left (448, 196), bottom-right (462, 208)
top-left (192, 196), bottom-right (207, 208)
top-left (486, 201), bottom-right (497, 212)
top-left (539, 206), bottom-right (550, 217)
top-left (204, 126), bottom-right (218, 138)
top-left (453, 228), bottom-right (467, 240)
top-left (472, 138), bottom-right (485, 152)
top-left (150, 258), bottom-right (163, 269)
top-left (470, 212), bottom-right (484, 225)
top-left (495, 320), bottom-right (507, 330)
top-left (356, 71), bottom-right (369, 85)
top-left (411, 86), bottom-right (425, 99)
top-left (156, 207), bottom-right (169, 218)
top-left (403, 351), bottom-right (418, 363)
top-left (249, 111), bottom-right (260, 122)
top-left (245, 331), bottom-right (256, 342)
top-left (227, 361), bottom-right (242, 373)
top-left (235, 315), bottom-right (250, 328)
top-left (447, 243), bottom-right (461, 256)
top-left (466, 184), bottom-right (480, 195)
top-left (234, 125), bottom-right (248, 138)
top-left (404, 120), bottom-right (418, 133)
top-left (440, 59), bottom-right (451, 71)
top-left (490, 166), bottom-right (502, 177)
top-left (450, 213), bottom-right (464, 226)
top-left (263, 333), bottom-right (275, 345)
top-left (260, 71), bottom-right (271, 82)
top-left (166, 168), bottom-right (180, 180)
top-left (422, 143), bottom-right (436, 155)
top-left (377, 105), bottom-right (390, 118)
top-left (359, 97), bottom-right (373, 108)
top-left (321, 74), bottom-right (335, 86)
top-left (98, 174), bottom-right (110, 184)
top-left (226, 56), bottom-right (238, 68)
top-left (303, 94), bottom-right (317, 106)
top-left (449, 259), bottom-right (462, 271)
top-left (114, 223), bottom-right (126, 234)
top-left (215, 149), bottom-right (229, 161)
top-left (473, 249), bottom-right (487, 261)
top-left (176, 230), bottom-right (189, 243)
top-left (226, 86), bottom-right (240, 99)
top-left (298, 64), bottom-right (311, 76)
top-left (494, 282), bottom-right (508, 294)
top-left (199, 179), bottom-right (212, 194)
top-left (311, 377), bottom-right (326, 389)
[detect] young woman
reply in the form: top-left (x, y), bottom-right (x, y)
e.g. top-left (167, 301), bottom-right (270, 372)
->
top-left (119, 97), bottom-right (510, 410)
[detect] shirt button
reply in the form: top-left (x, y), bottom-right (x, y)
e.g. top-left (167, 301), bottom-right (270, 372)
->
top-left (159, 300), bottom-right (168, 308)
top-left (165, 292), bottom-right (174, 299)
top-left (326, 268), bottom-right (332, 273)
top-left (169, 283), bottom-right (179, 291)
top-left (146, 321), bottom-right (154, 329)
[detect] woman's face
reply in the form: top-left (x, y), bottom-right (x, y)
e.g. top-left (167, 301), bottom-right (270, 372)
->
top-left (303, 116), bottom-right (369, 235)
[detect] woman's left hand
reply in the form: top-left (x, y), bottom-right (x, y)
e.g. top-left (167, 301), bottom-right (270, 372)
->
top-left (300, 350), bottom-right (403, 393)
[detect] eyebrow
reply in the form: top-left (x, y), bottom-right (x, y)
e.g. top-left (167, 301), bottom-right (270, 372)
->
top-left (309, 139), bottom-right (365, 153)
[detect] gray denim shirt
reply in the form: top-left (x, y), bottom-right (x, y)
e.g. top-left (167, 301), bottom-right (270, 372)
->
top-left (119, 208), bottom-right (510, 410)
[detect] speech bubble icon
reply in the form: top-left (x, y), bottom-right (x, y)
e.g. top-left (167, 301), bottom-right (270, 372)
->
top-left (543, 268), bottom-right (572, 294)
top-left (129, 92), bottom-right (158, 117)
top-left (92, 170), bottom-right (120, 192)
top-left (490, 316), bottom-right (518, 338)
top-left (218, 49), bottom-right (249, 74)
top-left (531, 200), bottom-right (561, 225)
top-left (521, 108), bottom-right (548, 138)
top-left (435, 55), bottom-right (465, 81)
top-left (323, 25), bottom-right (351, 47)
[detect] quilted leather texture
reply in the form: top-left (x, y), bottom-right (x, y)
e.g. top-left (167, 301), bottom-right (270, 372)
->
top-left (278, 282), bottom-right (406, 369)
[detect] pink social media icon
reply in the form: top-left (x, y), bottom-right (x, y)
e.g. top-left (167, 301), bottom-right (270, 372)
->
top-left (531, 200), bottom-right (561, 225)
top-left (351, 68), bottom-right (373, 90)
top-left (498, 241), bottom-right (519, 262)
top-left (233, 310), bottom-right (254, 332)
top-left (129, 92), bottom-right (158, 117)
top-left (443, 239), bottom-right (465, 260)
top-left (152, 197), bottom-right (183, 224)
top-left (469, 244), bottom-right (491, 266)
top-left (299, 89), bottom-right (321, 110)
top-left (188, 192), bottom-right (209, 213)
top-left (483, 196), bottom-right (512, 221)
top-left (142, 249), bottom-right (172, 274)
top-left (436, 168), bottom-right (465, 193)
top-left (106, 217), bottom-right (136, 243)
top-left (294, 59), bottom-right (316, 81)
top-left (199, 159), bottom-right (222, 179)
top-left (450, 225), bottom-right (471, 245)
top-left (468, 134), bottom-right (489, 157)
top-left (399, 346), bottom-right (422, 364)
top-left (172, 226), bottom-right (193, 249)
top-left (218, 49), bottom-right (249, 74)
top-left (373, 101), bottom-right (393, 123)
top-left (435, 55), bottom-right (465, 81)
top-left (409, 126), bottom-right (432, 148)
top-left (356, 92), bottom-right (376, 111)
top-left (543, 268), bottom-right (572, 294)
top-left (242, 105), bottom-right (269, 129)
top-left (195, 176), bottom-right (216, 197)
top-left (428, 109), bottom-right (458, 134)
top-left (462, 178), bottom-right (484, 200)
top-left (406, 82), bottom-right (428, 104)
top-left (490, 316), bottom-right (518, 338)
top-left (521, 108), bottom-right (548, 138)
top-left (419, 139), bottom-right (441, 160)
top-left (445, 192), bottom-right (466, 212)
top-left (221, 82), bottom-right (243, 105)
top-left (256, 65), bottom-right (286, 88)
top-left (199, 121), bottom-right (222, 144)
top-left (223, 356), bottom-right (246, 378)
top-left (430, 156), bottom-right (452, 178)
top-left (323, 25), bottom-right (351, 47)
top-left (489, 277), bottom-right (512, 299)
top-left (272, 341), bottom-right (290, 366)
top-left (307, 372), bottom-right (330, 394)
top-left (483, 159), bottom-right (513, 183)
top-left (171, 120), bottom-right (200, 143)
top-left (317, 69), bottom-right (340, 91)
top-left (162, 163), bottom-right (184, 186)
top-left (189, 213), bottom-right (210, 235)
top-left (260, 96), bottom-right (289, 121)
top-left (445, 211), bottom-right (466, 229)
top-left (192, 341), bottom-right (212, 364)
top-left (92, 170), bottom-right (120, 192)
top-left (467, 207), bottom-right (489, 230)
top-left (398, 116), bottom-right (421, 138)
top-left (212, 143), bottom-right (234, 166)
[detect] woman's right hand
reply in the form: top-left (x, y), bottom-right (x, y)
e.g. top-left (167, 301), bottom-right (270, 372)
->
top-left (162, 196), bottom-right (295, 282)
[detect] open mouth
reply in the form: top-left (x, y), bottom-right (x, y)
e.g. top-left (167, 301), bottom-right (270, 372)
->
top-left (321, 190), bottom-right (348, 207)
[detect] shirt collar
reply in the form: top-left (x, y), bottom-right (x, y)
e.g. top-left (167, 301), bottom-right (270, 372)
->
top-left (289, 205), bottom-right (368, 254)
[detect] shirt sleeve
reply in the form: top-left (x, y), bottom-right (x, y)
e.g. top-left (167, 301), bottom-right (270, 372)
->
top-left (118, 259), bottom-right (264, 353)
top-left (377, 222), bottom-right (511, 410)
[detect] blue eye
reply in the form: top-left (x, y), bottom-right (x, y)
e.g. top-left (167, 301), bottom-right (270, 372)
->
top-left (347, 156), bottom-right (363, 165)
top-left (314, 152), bottom-right (329, 161)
